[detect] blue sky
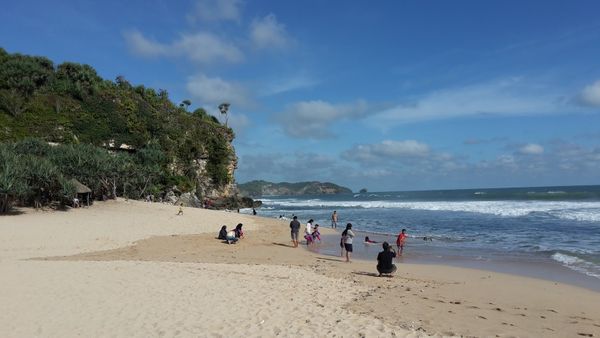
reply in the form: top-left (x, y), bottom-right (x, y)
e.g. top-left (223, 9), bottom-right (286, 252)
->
top-left (2, 0), bottom-right (600, 191)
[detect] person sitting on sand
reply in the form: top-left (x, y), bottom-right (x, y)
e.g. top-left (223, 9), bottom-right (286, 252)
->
top-left (218, 225), bottom-right (227, 240)
top-left (225, 230), bottom-right (238, 244)
top-left (234, 223), bottom-right (244, 239)
top-left (364, 236), bottom-right (377, 244)
top-left (377, 242), bottom-right (397, 277)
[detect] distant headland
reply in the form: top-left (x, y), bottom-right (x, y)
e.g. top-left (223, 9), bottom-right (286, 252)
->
top-left (238, 180), bottom-right (352, 197)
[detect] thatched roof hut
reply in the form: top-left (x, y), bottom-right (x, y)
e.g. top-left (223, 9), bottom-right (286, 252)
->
top-left (70, 179), bottom-right (91, 194)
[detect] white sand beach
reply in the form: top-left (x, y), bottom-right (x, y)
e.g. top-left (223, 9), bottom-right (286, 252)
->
top-left (1, 199), bottom-right (599, 337)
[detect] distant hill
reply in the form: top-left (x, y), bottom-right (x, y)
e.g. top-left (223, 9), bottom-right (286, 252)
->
top-left (238, 180), bottom-right (352, 197)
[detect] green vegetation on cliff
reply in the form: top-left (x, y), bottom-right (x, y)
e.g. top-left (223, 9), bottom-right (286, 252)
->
top-left (0, 48), bottom-right (236, 212)
top-left (238, 180), bottom-right (352, 197)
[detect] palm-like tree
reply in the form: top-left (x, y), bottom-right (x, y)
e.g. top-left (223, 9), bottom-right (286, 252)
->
top-left (218, 102), bottom-right (230, 127)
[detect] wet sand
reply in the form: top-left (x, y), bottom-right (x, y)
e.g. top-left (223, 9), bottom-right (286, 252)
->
top-left (318, 233), bottom-right (600, 292)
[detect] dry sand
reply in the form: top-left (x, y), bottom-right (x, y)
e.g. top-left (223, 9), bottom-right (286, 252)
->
top-left (1, 199), bottom-right (599, 337)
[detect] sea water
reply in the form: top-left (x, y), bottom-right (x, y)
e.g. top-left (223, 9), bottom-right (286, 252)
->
top-left (250, 185), bottom-right (600, 289)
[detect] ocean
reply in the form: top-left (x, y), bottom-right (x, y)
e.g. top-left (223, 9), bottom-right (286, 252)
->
top-left (250, 185), bottom-right (600, 290)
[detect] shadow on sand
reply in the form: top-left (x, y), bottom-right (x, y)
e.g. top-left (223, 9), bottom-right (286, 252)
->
top-left (272, 242), bottom-right (295, 248)
top-left (352, 271), bottom-right (383, 278)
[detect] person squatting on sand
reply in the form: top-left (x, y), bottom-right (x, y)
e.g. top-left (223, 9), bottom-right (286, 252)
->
top-left (290, 216), bottom-right (301, 247)
top-left (396, 228), bottom-right (407, 255)
top-left (377, 242), bottom-right (397, 276)
top-left (341, 223), bottom-right (355, 262)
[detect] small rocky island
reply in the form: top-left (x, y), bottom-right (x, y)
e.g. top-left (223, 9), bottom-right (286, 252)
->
top-left (238, 180), bottom-right (352, 197)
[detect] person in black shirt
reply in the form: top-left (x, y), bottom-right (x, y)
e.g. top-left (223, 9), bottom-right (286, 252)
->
top-left (218, 225), bottom-right (227, 240)
top-left (289, 216), bottom-right (301, 247)
top-left (376, 242), bottom-right (397, 276)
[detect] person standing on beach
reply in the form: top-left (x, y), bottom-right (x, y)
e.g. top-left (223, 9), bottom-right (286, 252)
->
top-left (331, 210), bottom-right (338, 228)
top-left (177, 203), bottom-right (184, 216)
top-left (305, 219), bottom-right (313, 236)
top-left (290, 216), bottom-right (301, 247)
top-left (396, 229), bottom-right (407, 255)
top-left (342, 223), bottom-right (355, 262)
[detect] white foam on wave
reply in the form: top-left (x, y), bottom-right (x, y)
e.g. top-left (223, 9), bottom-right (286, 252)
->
top-left (260, 198), bottom-right (600, 222)
top-left (551, 253), bottom-right (600, 279)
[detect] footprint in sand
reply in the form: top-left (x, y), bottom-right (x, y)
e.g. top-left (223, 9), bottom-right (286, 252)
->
top-left (477, 315), bottom-right (487, 320)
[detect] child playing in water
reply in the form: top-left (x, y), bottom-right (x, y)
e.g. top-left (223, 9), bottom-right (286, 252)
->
top-left (396, 229), bottom-right (407, 255)
top-left (364, 236), bottom-right (377, 244)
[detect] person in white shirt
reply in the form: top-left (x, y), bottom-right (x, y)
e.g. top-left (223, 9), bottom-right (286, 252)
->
top-left (342, 223), bottom-right (355, 262)
top-left (305, 219), bottom-right (313, 236)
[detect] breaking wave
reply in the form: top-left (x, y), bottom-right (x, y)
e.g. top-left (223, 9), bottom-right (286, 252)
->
top-left (260, 198), bottom-right (600, 222)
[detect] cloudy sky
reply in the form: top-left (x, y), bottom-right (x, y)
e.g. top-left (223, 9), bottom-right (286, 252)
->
top-left (2, 0), bottom-right (600, 191)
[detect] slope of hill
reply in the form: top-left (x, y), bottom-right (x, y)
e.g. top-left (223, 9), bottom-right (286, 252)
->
top-left (0, 48), bottom-right (244, 211)
top-left (238, 180), bottom-right (352, 197)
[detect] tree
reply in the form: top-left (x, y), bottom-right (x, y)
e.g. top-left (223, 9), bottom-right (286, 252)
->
top-left (180, 99), bottom-right (191, 111)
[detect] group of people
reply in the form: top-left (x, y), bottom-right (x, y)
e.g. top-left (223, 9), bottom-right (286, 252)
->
top-left (217, 223), bottom-right (244, 244)
top-left (288, 216), bottom-right (321, 247)
top-left (288, 212), bottom-right (411, 277)
top-left (303, 219), bottom-right (321, 245)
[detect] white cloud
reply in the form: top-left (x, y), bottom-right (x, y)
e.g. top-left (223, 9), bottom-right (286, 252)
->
top-left (342, 140), bottom-right (430, 163)
top-left (276, 100), bottom-right (369, 138)
top-left (579, 80), bottom-right (600, 107)
top-left (123, 30), bottom-right (168, 57)
top-left (123, 31), bottom-right (168, 57)
top-left (175, 32), bottom-right (243, 64)
top-left (250, 14), bottom-right (289, 50)
top-left (371, 78), bottom-right (569, 127)
top-left (519, 143), bottom-right (544, 155)
top-left (123, 30), bottom-right (243, 64)
top-left (259, 73), bottom-right (318, 96)
top-left (186, 74), bottom-right (253, 108)
top-left (188, 0), bottom-right (243, 23)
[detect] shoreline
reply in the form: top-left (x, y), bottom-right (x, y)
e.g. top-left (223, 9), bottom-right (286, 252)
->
top-left (315, 232), bottom-right (600, 292)
top-left (2, 200), bottom-right (600, 337)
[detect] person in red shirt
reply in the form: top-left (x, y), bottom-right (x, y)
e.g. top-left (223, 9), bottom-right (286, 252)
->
top-left (396, 229), bottom-right (407, 255)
